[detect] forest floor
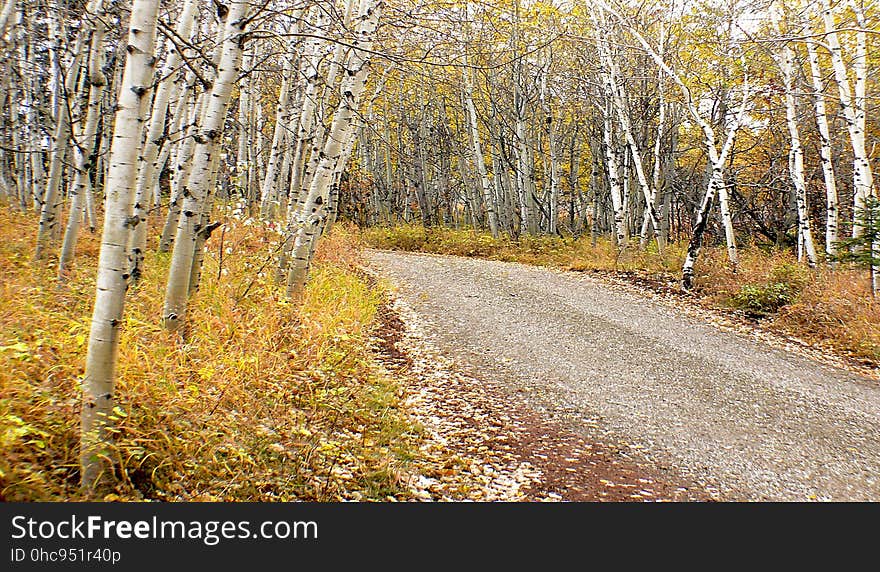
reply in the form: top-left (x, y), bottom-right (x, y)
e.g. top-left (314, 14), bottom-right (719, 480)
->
top-left (368, 249), bottom-right (880, 501)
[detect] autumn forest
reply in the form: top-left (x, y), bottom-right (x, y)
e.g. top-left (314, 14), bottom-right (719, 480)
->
top-left (1, 0), bottom-right (879, 502)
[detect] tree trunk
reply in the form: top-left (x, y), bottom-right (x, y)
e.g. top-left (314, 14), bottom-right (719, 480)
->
top-left (819, 0), bottom-right (874, 238)
top-left (34, 3), bottom-right (95, 261)
top-left (286, 0), bottom-right (383, 296)
top-left (128, 0), bottom-right (198, 283)
top-left (80, 0), bottom-right (158, 495)
top-left (59, 8), bottom-right (107, 278)
top-left (805, 40), bottom-right (839, 257)
top-left (775, 26), bottom-right (817, 267)
top-left (162, 1), bottom-right (249, 331)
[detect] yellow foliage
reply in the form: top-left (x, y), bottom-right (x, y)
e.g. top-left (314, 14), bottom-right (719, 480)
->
top-left (0, 208), bottom-right (417, 501)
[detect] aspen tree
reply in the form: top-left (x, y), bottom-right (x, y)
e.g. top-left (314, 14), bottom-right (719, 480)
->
top-left (80, 0), bottom-right (159, 494)
top-left (593, 0), bottom-right (746, 287)
top-left (59, 4), bottom-right (107, 278)
top-left (34, 2), bottom-right (98, 261)
top-left (163, 0), bottom-right (250, 332)
top-left (258, 56), bottom-right (294, 220)
top-left (601, 103), bottom-right (627, 248)
top-left (805, 39), bottom-right (839, 257)
top-left (592, 14), bottom-right (665, 254)
top-left (464, 62), bottom-right (499, 238)
top-left (286, 0), bottom-right (384, 296)
top-left (159, 13), bottom-right (223, 253)
top-left (771, 3), bottom-right (817, 266)
top-left (287, 5), bottom-right (331, 218)
top-left (235, 49), bottom-right (253, 204)
top-left (819, 0), bottom-right (875, 236)
top-left (128, 0), bottom-right (198, 283)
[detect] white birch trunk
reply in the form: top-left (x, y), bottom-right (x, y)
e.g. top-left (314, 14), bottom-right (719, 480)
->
top-left (158, 86), bottom-right (201, 252)
top-left (286, 6), bottom-right (329, 216)
top-left (34, 4), bottom-right (95, 260)
top-left (162, 0), bottom-right (249, 331)
top-left (680, 87), bottom-right (749, 289)
top-left (819, 0), bottom-right (874, 237)
top-left (128, 0), bottom-right (197, 282)
top-left (849, 0), bottom-right (868, 231)
top-left (775, 26), bottom-right (817, 266)
top-left (80, 0), bottom-right (158, 494)
top-left (235, 50), bottom-right (252, 204)
top-left (258, 59), bottom-right (293, 220)
top-left (597, 34), bottom-right (665, 254)
top-left (286, 0), bottom-right (383, 295)
top-left (59, 9), bottom-right (107, 278)
top-left (602, 106), bottom-right (626, 248)
top-left (805, 40), bottom-right (839, 256)
top-left (464, 65), bottom-right (499, 237)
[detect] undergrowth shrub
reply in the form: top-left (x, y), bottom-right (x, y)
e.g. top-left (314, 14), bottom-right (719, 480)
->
top-left (731, 262), bottom-right (811, 317)
top-left (0, 209), bottom-right (418, 501)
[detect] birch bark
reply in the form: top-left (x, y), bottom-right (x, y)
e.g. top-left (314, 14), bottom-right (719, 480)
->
top-left (80, 0), bottom-right (158, 494)
top-left (805, 40), bottom-right (839, 256)
top-left (34, 2), bottom-right (96, 261)
top-left (286, 0), bottom-right (383, 295)
top-left (463, 63), bottom-right (499, 237)
top-left (59, 7), bottom-right (107, 278)
top-left (776, 30), bottom-right (817, 266)
top-left (162, 0), bottom-right (249, 331)
top-left (128, 0), bottom-right (198, 282)
top-left (819, 0), bottom-right (874, 237)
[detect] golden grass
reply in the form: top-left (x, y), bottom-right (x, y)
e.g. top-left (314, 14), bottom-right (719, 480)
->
top-left (1, 207), bottom-right (417, 501)
top-left (363, 224), bottom-right (880, 365)
top-left (362, 224), bottom-right (685, 272)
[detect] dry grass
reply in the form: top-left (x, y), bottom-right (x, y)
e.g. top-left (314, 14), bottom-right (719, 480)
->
top-left (363, 224), bottom-right (684, 272)
top-left (363, 224), bottom-right (880, 365)
top-left (776, 268), bottom-right (880, 365)
top-left (1, 207), bottom-right (418, 501)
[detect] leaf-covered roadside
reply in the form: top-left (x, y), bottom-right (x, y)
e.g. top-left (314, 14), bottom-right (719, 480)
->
top-left (0, 208), bottom-right (419, 501)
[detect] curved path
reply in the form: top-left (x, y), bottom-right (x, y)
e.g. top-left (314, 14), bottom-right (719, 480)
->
top-left (368, 250), bottom-right (880, 501)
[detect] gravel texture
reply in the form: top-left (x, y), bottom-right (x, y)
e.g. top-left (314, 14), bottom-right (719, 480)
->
top-left (368, 250), bottom-right (880, 501)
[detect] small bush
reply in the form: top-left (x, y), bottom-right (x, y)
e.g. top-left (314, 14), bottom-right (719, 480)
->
top-left (730, 262), bottom-right (810, 317)
top-left (732, 282), bottom-right (797, 316)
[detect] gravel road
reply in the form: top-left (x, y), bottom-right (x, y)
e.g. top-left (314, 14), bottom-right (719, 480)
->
top-left (368, 250), bottom-right (880, 501)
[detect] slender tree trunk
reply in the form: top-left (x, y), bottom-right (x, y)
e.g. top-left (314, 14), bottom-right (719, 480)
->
top-left (235, 49), bottom-right (252, 204)
top-left (59, 9), bottom-right (107, 278)
top-left (128, 0), bottom-right (197, 283)
top-left (158, 87), bottom-right (201, 252)
top-left (258, 59), bottom-right (293, 220)
top-left (80, 0), bottom-right (158, 495)
top-left (463, 66), bottom-right (499, 237)
top-left (601, 103), bottom-right (626, 248)
top-left (599, 36), bottom-right (665, 254)
top-left (819, 0), bottom-right (874, 237)
top-left (774, 23), bottom-right (817, 267)
top-left (681, 92), bottom-right (749, 289)
top-left (286, 6), bottom-right (328, 218)
top-left (286, 0), bottom-right (383, 295)
top-left (805, 40), bottom-right (839, 257)
top-left (34, 4), bottom-right (94, 261)
top-left (162, 1), bottom-right (248, 331)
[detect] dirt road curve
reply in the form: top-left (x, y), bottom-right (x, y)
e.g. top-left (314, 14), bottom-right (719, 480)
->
top-left (368, 250), bottom-right (880, 501)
